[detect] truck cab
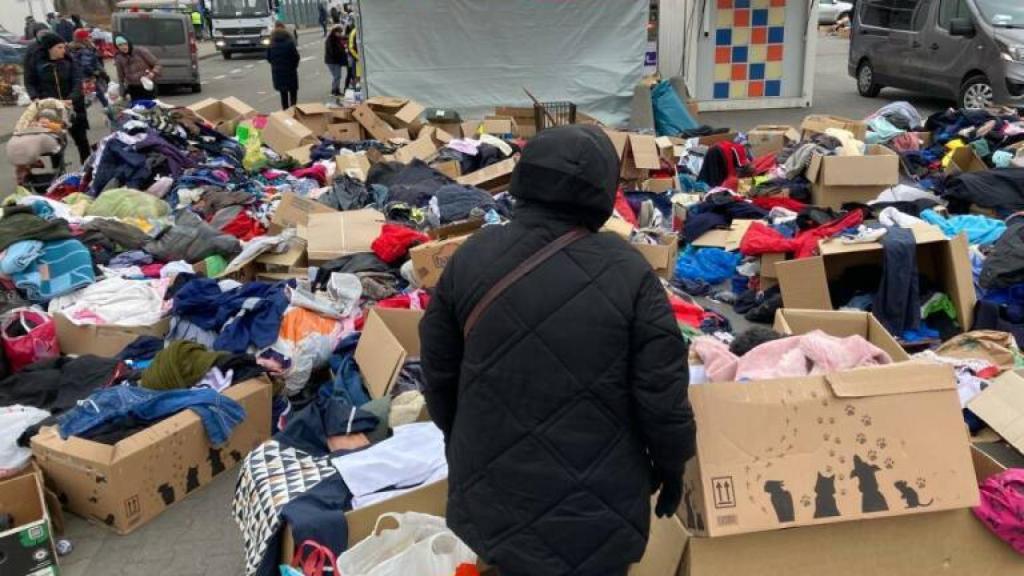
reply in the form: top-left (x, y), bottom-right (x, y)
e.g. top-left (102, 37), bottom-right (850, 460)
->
top-left (208, 0), bottom-right (275, 59)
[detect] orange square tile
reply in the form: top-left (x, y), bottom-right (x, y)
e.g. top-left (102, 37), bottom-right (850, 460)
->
top-left (734, 9), bottom-right (750, 27)
top-left (715, 47), bottom-right (732, 64)
top-left (751, 27), bottom-right (767, 44)
top-left (718, 0), bottom-right (733, 8)
top-left (732, 64), bottom-right (747, 81)
top-left (767, 45), bottom-right (784, 61)
top-left (748, 81), bottom-right (764, 97)
top-left (770, 0), bottom-right (786, 6)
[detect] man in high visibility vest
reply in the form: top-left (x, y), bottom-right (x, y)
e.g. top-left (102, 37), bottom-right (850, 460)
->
top-left (191, 9), bottom-right (203, 40)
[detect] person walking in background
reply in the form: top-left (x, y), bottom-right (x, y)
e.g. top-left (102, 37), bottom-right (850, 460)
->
top-left (330, 3), bottom-right (341, 25)
top-left (346, 23), bottom-right (360, 92)
top-left (324, 25), bottom-right (347, 97)
top-left (420, 125), bottom-right (696, 576)
top-left (25, 33), bottom-right (92, 164)
top-left (69, 29), bottom-right (113, 120)
top-left (114, 34), bottom-right (161, 101)
top-left (191, 9), bottom-right (204, 40)
top-left (54, 14), bottom-right (76, 42)
top-left (318, 2), bottom-right (329, 37)
top-left (266, 22), bottom-right (300, 110)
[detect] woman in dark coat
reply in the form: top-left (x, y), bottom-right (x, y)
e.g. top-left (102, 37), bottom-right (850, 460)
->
top-left (324, 25), bottom-right (347, 97)
top-left (420, 125), bottom-right (696, 576)
top-left (28, 33), bottom-right (91, 164)
top-left (266, 22), bottom-right (300, 110)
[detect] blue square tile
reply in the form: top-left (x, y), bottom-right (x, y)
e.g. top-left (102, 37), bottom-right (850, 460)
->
top-left (714, 83), bottom-right (730, 99)
top-left (732, 46), bottom-right (748, 63)
top-left (735, 0), bottom-right (750, 7)
top-left (765, 80), bottom-right (782, 97)
top-left (750, 63), bottom-right (765, 80)
top-left (752, 9), bottom-right (769, 26)
top-left (716, 28), bottom-right (732, 46)
top-left (768, 26), bottom-right (785, 43)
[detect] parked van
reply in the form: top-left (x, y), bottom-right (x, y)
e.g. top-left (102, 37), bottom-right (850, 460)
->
top-left (849, 0), bottom-right (1024, 109)
top-left (113, 0), bottom-right (201, 93)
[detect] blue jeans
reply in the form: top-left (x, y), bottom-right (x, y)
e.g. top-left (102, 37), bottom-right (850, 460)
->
top-left (59, 385), bottom-right (245, 445)
top-left (327, 63), bottom-right (344, 94)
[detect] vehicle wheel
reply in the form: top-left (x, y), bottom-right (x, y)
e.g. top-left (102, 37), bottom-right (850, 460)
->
top-left (222, 51), bottom-right (232, 60)
top-left (191, 83), bottom-right (202, 94)
top-left (856, 60), bottom-right (882, 97)
top-left (960, 75), bottom-right (994, 110)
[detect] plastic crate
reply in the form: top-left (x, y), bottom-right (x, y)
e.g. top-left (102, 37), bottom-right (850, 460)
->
top-left (534, 101), bottom-right (577, 134)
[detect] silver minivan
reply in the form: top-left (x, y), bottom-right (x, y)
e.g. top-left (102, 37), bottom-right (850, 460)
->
top-left (112, 7), bottom-right (201, 93)
top-left (849, 0), bottom-right (1024, 109)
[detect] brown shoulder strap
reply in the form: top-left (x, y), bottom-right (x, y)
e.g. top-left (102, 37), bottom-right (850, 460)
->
top-left (463, 228), bottom-right (589, 338)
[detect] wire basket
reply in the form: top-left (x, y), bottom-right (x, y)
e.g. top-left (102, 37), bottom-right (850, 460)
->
top-left (534, 101), bottom-right (577, 134)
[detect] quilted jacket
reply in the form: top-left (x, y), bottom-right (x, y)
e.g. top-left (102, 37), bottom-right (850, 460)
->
top-left (420, 125), bottom-right (696, 576)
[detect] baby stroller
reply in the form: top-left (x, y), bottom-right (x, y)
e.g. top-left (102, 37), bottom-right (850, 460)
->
top-left (5, 99), bottom-right (68, 194)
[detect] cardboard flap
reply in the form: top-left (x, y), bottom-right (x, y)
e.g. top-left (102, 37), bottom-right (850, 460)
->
top-left (306, 209), bottom-right (384, 261)
top-left (294, 103), bottom-right (330, 116)
top-left (691, 219), bottom-right (755, 251)
top-left (818, 225), bottom-right (946, 256)
top-left (945, 233), bottom-right (976, 330)
top-left (776, 257), bottom-right (831, 310)
top-left (806, 153), bottom-right (823, 183)
top-left (603, 129), bottom-right (628, 160)
top-left (824, 364), bottom-right (956, 398)
top-left (968, 371), bottom-right (1024, 455)
top-left (354, 308), bottom-right (423, 398)
top-left (394, 136), bottom-right (438, 164)
top-left (629, 134), bottom-right (660, 170)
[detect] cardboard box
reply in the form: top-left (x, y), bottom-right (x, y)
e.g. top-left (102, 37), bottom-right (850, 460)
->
top-left (262, 111), bottom-right (316, 156)
top-left (285, 144), bottom-right (314, 165)
top-left (366, 97), bottom-right (425, 128)
top-left (409, 235), bottom-right (470, 288)
top-left (967, 370), bottom-right (1024, 454)
top-left (625, 133), bottom-right (662, 177)
top-left (32, 379), bottom-right (271, 535)
top-left (0, 472), bottom-right (58, 576)
top-left (54, 314), bottom-right (170, 358)
top-left (335, 153), bottom-right (372, 181)
top-left (326, 122), bottom-right (363, 142)
top-left (456, 157), bottom-right (518, 193)
top-left (633, 234), bottom-right (679, 280)
top-left (291, 103), bottom-right (332, 135)
top-left (433, 159), bottom-right (462, 179)
top-left (747, 125), bottom-right (799, 158)
top-left (642, 177), bottom-right (678, 194)
top-left (773, 309), bottom-right (909, 362)
top-left (684, 446), bottom-right (1020, 576)
top-left (681, 359), bottom-right (977, 538)
top-left (806, 145), bottom-right (900, 209)
top-left (394, 136), bottom-right (438, 164)
top-left (353, 104), bottom-right (398, 141)
top-left (187, 96), bottom-right (255, 137)
top-left (800, 114), bottom-right (868, 141)
top-left (481, 116), bottom-right (517, 138)
top-left (945, 146), bottom-right (987, 176)
top-left (697, 131), bottom-right (739, 147)
top-left (272, 192), bottom-right (337, 230)
top-left (775, 226), bottom-right (976, 330)
top-left (354, 308), bottom-right (423, 399)
top-left (305, 209), bottom-right (385, 261)
top-left (494, 106), bottom-right (539, 138)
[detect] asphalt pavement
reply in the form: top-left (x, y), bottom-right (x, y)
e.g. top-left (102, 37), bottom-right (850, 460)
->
top-left (2, 33), bottom-right (964, 576)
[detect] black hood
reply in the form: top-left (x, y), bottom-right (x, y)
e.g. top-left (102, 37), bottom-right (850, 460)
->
top-left (510, 124), bottom-right (620, 231)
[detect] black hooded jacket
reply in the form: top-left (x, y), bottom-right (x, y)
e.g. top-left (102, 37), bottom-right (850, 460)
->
top-left (266, 30), bottom-right (300, 92)
top-left (420, 125), bottom-right (696, 575)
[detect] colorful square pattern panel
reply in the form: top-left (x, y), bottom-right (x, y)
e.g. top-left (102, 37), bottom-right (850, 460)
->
top-left (713, 0), bottom-right (787, 99)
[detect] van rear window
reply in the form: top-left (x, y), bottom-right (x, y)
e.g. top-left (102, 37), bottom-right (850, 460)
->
top-left (120, 19), bottom-right (186, 45)
top-left (861, 0), bottom-right (920, 30)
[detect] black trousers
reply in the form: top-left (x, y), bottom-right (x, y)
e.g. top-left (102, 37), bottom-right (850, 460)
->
top-left (279, 89), bottom-right (297, 110)
top-left (69, 105), bottom-right (90, 164)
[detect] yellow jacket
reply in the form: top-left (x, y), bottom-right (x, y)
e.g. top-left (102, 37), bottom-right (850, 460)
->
top-left (348, 28), bottom-right (361, 78)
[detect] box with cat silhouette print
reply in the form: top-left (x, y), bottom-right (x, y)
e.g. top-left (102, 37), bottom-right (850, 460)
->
top-left (30, 379), bottom-right (271, 535)
top-left (680, 361), bottom-right (978, 537)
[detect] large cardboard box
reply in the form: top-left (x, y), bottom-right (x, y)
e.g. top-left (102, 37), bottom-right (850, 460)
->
top-left (54, 314), bottom-right (170, 358)
top-left (691, 220), bottom-right (782, 286)
top-left (305, 209), bottom-right (385, 261)
top-left (747, 125), bottom-right (799, 158)
top-left (271, 192), bottom-right (337, 230)
top-left (335, 152), bottom-right (373, 181)
top-left (775, 226), bottom-right (976, 330)
top-left (354, 308), bottom-right (423, 399)
top-left (681, 359), bottom-right (977, 537)
top-left (262, 111), bottom-right (316, 156)
top-left (456, 157), bottom-right (518, 193)
top-left (353, 104), bottom-right (398, 141)
top-left (946, 145), bottom-right (987, 176)
top-left (967, 370), bottom-right (1024, 454)
top-left (806, 145), bottom-right (899, 209)
top-left (683, 445), bottom-right (1021, 575)
top-left (290, 103), bottom-right (332, 135)
top-left (394, 136), bottom-right (438, 164)
top-left (0, 472), bottom-right (58, 576)
top-left (409, 234), bottom-right (470, 288)
top-left (32, 379), bottom-right (272, 535)
top-left (773, 309), bottom-right (909, 362)
top-left (633, 234), bottom-right (679, 281)
top-left (187, 96), bottom-right (255, 137)
top-left (800, 114), bottom-right (868, 141)
top-left (326, 122), bottom-right (363, 142)
top-left (366, 96), bottom-right (425, 128)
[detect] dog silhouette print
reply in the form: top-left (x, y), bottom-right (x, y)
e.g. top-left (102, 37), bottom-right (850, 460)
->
top-left (851, 455), bottom-right (889, 513)
top-left (764, 480), bottom-right (795, 523)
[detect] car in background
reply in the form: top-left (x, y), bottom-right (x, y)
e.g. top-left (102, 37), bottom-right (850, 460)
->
top-left (819, 0), bottom-right (854, 25)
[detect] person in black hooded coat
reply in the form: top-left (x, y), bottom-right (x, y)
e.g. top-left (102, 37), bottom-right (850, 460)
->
top-left (266, 22), bottom-right (300, 110)
top-left (420, 125), bottom-right (696, 576)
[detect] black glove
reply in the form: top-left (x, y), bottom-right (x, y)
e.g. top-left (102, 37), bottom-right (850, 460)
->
top-left (654, 468), bottom-right (683, 518)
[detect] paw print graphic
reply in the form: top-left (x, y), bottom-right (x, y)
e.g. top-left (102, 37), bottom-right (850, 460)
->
top-left (845, 405), bottom-right (856, 416)
top-left (856, 433), bottom-right (867, 445)
top-left (834, 437), bottom-right (842, 445)
top-left (765, 461), bottom-right (773, 468)
top-left (825, 465), bottom-right (833, 473)
top-left (821, 399), bottom-right (829, 407)
top-left (766, 446), bottom-right (774, 453)
top-left (817, 416), bottom-right (824, 425)
top-left (840, 489), bottom-right (847, 496)
top-left (823, 433), bottom-right (831, 442)
top-left (876, 438), bottom-right (887, 450)
top-left (839, 474), bottom-right (846, 481)
top-left (811, 390), bottom-right (819, 399)
top-left (884, 457), bottom-right (895, 470)
top-left (828, 417), bottom-right (836, 425)
top-left (916, 478), bottom-right (927, 489)
top-left (867, 450), bottom-right (878, 462)
top-left (780, 435), bottom-right (787, 443)
top-left (861, 414), bottom-right (873, 427)
top-left (838, 456), bottom-right (847, 464)
top-left (787, 444), bottom-right (794, 451)
top-left (829, 449), bottom-right (836, 458)
top-left (749, 495), bottom-right (756, 503)
top-left (801, 495), bottom-right (812, 508)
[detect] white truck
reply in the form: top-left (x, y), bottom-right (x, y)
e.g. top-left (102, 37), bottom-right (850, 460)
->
top-left (208, 0), bottom-right (276, 59)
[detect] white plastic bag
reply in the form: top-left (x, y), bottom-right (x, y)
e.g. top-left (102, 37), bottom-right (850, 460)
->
top-left (337, 512), bottom-right (476, 576)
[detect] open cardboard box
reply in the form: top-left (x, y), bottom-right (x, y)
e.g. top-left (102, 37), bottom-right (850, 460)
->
top-left (605, 130), bottom-right (661, 181)
top-left (967, 369), bottom-right (1024, 455)
top-left (32, 379), bottom-right (272, 535)
top-left (291, 103), bottom-right (332, 135)
top-left (806, 145), bottom-right (899, 209)
top-left (457, 157), bottom-right (518, 193)
top-left (0, 471), bottom-right (58, 576)
top-left (54, 314), bottom-right (170, 358)
top-left (633, 233), bottom-right (680, 281)
top-left (773, 309), bottom-right (909, 362)
top-left (366, 96), bottom-right (425, 129)
top-left (262, 111), bottom-right (316, 156)
top-left (691, 220), bottom-right (784, 286)
top-left (187, 96), bottom-right (255, 137)
top-left (354, 308), bottom-right (423, 400)
top-left (683, 443), bottom-right (1016, 576)
top-left (945, 146), bottom-right (988, 176)
top-left (747, 125), bottom-right (799, 158)
top-left (336, 152), bottom-right (373, 181)
top-left (776, 226), bottom-right (976, 331)
top-left (353, 104), bottom-right (399, 141)
top-left (800, 114), bottom-right (868, 141)
top-left (271, 192), bottom-right (338, 231)
top-left (305, 209), bottom-right (385, 262)
top-left (410, 234), bottom-right (470, 288)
